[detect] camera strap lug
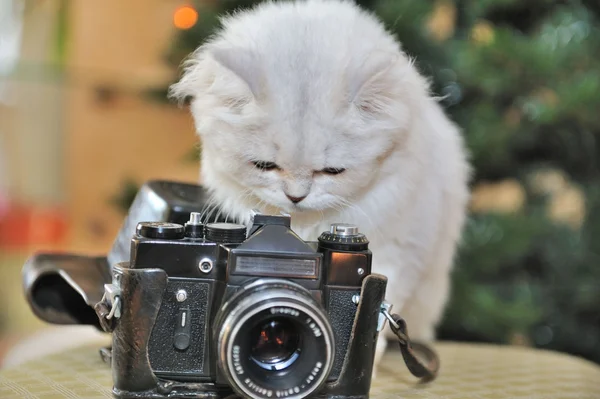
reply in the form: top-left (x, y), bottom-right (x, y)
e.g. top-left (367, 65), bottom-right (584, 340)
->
top-left (379, 302), bottom-right (440, 383)
top-left (103, 283), bottom-right (122, 319)
top-left (95, 282), bottom-right (122, 332)
top-left (378, 301), bottom-right (393, 333)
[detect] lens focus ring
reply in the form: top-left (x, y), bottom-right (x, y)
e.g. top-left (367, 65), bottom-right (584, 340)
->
top-left (216, 280), bottom-right (334, 399)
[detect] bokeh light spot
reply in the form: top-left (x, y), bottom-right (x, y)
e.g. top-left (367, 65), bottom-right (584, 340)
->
top-left (174, 6), bottom-right (198, 30)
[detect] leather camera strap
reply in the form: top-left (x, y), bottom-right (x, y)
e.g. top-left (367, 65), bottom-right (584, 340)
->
top-left (388, 313), bottom-right (440, 382)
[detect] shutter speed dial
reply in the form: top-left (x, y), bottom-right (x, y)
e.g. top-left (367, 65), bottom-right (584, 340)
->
top-left (318, 223), bottom-right (369, 251)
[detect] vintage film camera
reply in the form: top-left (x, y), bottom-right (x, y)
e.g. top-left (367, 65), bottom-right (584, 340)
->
top-left (22, 180), bottom-right (437, 399)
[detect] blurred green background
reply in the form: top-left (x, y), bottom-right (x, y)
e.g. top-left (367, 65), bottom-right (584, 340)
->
top-left (1, 0), bottom-right (599, 367)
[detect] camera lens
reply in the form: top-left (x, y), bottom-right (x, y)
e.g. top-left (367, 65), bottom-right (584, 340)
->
top-left (249, 317), bottom-right (301, 371)
top-left (216, 279), bottom-right (335, 399)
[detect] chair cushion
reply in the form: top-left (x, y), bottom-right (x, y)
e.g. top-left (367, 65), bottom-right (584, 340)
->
top-left (1, 341), bottom-right (599, 398)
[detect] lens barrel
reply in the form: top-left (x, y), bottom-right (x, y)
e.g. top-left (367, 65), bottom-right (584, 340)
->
top-left (215, 279), bottom-right (334, 399)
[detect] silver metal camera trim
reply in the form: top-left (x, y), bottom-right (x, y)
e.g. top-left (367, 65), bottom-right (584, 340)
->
top-left (198, 258), bottom-right (213, 274)
top-left (219, 291), bottom-right (334, 399)
top-left (379, 301), bottom-right (393, 332)
top-left (102, 276), bottom-right (122, 320)
top-left (329, 223), bottom-right (359, 236)
top-left (176, 289), bottom-right (188, 302)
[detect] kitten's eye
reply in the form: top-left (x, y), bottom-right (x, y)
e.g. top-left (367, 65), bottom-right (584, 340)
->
top-left (320, 167), bottom-right (346, 175)
top-left (252, 161), bottom-right (280, 171)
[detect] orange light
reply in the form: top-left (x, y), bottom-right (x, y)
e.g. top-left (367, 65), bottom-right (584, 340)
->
top-left (174, 5), bottom-right (198, 30)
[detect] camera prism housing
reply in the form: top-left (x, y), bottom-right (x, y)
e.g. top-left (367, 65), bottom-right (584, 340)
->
top-left (105, 211), bottom-right (388, 399)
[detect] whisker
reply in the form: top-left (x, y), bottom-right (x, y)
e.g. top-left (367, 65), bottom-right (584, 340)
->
top-left (199, 193), bottom-right (219, 223)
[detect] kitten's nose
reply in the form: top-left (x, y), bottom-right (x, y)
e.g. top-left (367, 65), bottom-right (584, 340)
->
top-left (286, 194), bottom-right (307, 204)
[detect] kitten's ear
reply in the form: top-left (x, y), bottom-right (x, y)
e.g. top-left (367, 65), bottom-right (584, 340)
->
top-left (348, 52), bottom-right (407, 116)
top-left (210, 46), bottom-right (263, 99)
top-left (168, 46), bottom-right (262, 107)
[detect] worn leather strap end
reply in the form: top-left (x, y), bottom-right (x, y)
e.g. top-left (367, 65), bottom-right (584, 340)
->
top-left (94, 302), bottom-right (116, 333)
top-left (390, 314), bottom-right (440, 383)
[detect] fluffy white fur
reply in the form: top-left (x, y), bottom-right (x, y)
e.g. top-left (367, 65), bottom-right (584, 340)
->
top-left (170, 0), bottom-right (471, 371)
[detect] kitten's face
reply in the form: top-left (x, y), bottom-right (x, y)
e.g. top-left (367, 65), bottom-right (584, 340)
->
top-left (170, 0), bottom-right (421, 218)
top-left (196, 92), bottom-right (405, 216)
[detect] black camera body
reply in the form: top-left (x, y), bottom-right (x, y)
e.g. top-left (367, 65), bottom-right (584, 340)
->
top-left (21, 181), bottom-right (389, 399)
top-left (107, 211), bottom-right (388, 399)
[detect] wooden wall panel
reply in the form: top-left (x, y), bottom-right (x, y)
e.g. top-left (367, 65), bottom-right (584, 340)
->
top-left (64, 0), bottom-right (201, 254)
top-left (1, 0), bottom-right (64, 205)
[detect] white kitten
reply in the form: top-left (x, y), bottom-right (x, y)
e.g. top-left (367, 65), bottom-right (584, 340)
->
top-left (170, 0), bottom-right (471, 371)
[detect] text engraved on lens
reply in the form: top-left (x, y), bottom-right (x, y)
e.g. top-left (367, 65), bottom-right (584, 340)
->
top-left (275, 386), bottom-right (301, 397)
top-left (305, 318), bottom-right (322, 337)
top-left (270, 307), bottom-right (300, 317)
top-left (232, 345), bottom-right (244, 375)
top-left (243, 378), bottom-right (273, 397)
top-left (305, 362), bottom-right (323, 385)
